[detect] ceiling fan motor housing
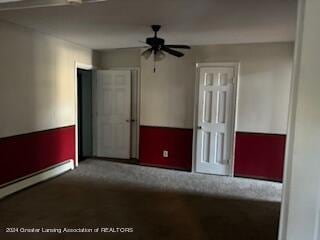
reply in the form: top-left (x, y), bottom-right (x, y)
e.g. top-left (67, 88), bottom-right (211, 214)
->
top-left (151, 25), bottom-right (161, 33)
top-left (146, 37), bottom-right (165, 48)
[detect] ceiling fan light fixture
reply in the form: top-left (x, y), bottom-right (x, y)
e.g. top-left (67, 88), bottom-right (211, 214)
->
top-left (154, 51), bottom-right (165, 62)
top-left (142, 48), bottom-right (152, 60)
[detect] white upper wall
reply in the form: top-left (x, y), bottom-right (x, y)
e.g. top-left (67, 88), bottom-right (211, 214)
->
top-left (96, 48), bottom-right (141, 69)
top-left (193, 43), bottom-right (294, 134)
top-left (141, 51), bottom-right (196, 129)
top-left (98, 42), bottom-right (293, 133)
top-left (0, 20), bottom-right (92, 138)
top-left (141, 43), bottom-right (293, 133)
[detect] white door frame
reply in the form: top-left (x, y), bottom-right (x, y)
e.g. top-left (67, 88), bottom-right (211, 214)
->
top-left (192, 62), bottom-right (240, 176)
top-left (278, 0), bottom-right (305, 239)
top-left (95, 67), bottom-right (141, 159)
top-left (74, 62), bottom-right (95, 168)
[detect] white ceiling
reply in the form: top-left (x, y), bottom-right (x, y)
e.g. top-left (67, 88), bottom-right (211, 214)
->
top-left (0, 0), bottom-right (297, 50)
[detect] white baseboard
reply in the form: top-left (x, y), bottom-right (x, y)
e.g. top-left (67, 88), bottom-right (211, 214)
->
top-left (0, 160), bottom-right (74, 199)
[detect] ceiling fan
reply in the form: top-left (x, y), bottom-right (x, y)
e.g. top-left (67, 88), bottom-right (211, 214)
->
top-left (0, 0), bottom-right (107, 11)
top-left (141, 25), bottom-right (191, 66)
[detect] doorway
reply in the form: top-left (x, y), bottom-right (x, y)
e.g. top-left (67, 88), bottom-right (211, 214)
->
top-left (194, 63), bottom-right (238, 176)
top-left (77, 68), bottom-right (94, 162)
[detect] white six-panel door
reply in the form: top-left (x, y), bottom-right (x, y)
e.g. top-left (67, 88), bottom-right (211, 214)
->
top-left (96, 70), bottom-right (131, 159)
top-left (196, 66), bottom-right (236, 175)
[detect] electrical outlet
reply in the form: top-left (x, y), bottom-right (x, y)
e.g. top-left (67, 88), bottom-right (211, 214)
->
top-left (163, 150), bottom-right (169, 158)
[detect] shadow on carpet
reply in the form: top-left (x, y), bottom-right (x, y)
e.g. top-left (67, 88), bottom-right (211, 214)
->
top-left (0, 176), bottom-right (280, 240)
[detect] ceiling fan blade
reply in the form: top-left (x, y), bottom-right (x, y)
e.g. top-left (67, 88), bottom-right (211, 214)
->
top-left (142, 48), bottom-right (153, 60)
top-left (164, 45), bottom-right (191, 49)
top-left (0, 0), bottom-right (107, 11)
top-left (161, 46), bottom-right (184, 58)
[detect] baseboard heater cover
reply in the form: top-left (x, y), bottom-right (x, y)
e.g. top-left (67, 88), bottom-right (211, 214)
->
top-left (0, 160), bottom-right (74, 199)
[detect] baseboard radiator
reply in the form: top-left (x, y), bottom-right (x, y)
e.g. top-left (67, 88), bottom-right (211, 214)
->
top-left (0, 160), bottom-right (74, 199)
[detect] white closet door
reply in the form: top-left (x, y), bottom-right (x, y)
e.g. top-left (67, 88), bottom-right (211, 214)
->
top-left (196, 66), bottom-right (235, 175)
top-left (96, 70), bottom-right (131, 159)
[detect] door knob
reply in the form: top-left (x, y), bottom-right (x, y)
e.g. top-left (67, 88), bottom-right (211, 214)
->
top-left (197, 126), bottom-right (202, 129)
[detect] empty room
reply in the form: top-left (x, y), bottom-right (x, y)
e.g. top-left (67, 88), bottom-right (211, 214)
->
top-left (1, 0), bottom-right (320, 239)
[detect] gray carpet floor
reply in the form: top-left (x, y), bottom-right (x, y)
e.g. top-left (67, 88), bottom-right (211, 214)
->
top-left (0, 159), bottom-right (282, 240)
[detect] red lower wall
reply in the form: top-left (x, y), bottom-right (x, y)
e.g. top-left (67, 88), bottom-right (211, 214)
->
top-left (139, 127), bottom-right (286, 180)
top-left (139, 126), bottom-right (193, 171)
top-left (0, 125), bottom-right (284, 185)
top-left (234, 132), bottom-right (286, 182)
top-left (0, 126), bottom-right (75, 185)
